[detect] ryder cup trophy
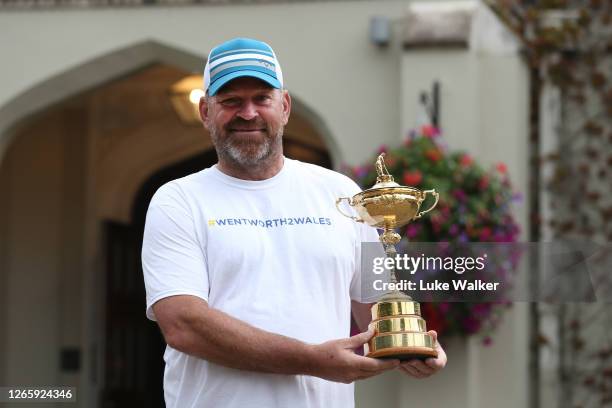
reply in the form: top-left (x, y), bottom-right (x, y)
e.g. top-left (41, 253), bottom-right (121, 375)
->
top-left (336, 153), bottom-right (439, 360)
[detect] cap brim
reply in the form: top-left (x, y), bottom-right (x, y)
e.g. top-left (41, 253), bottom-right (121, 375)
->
top-left (208, 70), bottom-right (282, 96)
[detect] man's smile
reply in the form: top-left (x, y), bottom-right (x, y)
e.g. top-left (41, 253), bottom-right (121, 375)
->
top-left (227, 128), bottom-right (267, 138)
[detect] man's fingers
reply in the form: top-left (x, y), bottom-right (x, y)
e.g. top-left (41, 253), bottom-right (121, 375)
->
top-left (403, 359), bottom-right (435, 376)
top-left (425, 330), bottom-right (448, 369)
top-left (397, 332), bottom-right (447, 379)
top-left (428, 330), bottom-right (438, 343)
top-left (353, 354), bottom-right (400, 372)
top-left (345, 327), bottom-right (375, 348)
top-left (425, 356), bottom-right (445, 370)
top-left (399, 363), bottom-right (426, 378)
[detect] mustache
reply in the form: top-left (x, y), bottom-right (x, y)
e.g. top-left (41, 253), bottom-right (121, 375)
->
top-left (225, 118), bottom-right (268, 131)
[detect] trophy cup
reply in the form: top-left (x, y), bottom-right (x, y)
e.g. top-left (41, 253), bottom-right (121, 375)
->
top-left (336, 153), bottom-right (439, 360)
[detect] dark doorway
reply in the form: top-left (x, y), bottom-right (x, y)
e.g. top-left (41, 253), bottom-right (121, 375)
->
top-left (102, 221), bottom-right (163, 408)
top-left (101, 148), bottom-right (218, 408)
top-left (101, 142), bottom-right (332, 408)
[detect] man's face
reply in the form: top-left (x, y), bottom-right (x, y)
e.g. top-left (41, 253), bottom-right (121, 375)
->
top-left (200, 77), bottom-right (291, 167)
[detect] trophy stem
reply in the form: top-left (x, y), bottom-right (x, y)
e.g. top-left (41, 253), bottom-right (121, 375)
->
top-left (381, 240), bottom-right (412, 302)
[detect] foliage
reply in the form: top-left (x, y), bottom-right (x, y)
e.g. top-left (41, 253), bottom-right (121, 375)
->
top-left (490, 2), bottom-right (611, 406)
top-left (489, 0), bottom-right (611, 241)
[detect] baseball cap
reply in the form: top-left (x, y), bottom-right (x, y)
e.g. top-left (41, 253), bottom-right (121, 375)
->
top-left (203, 38), bottom-right (284, 96)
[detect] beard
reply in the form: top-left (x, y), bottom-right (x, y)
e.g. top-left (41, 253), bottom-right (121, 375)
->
top-left (209, 117), bottom-right (283, 167)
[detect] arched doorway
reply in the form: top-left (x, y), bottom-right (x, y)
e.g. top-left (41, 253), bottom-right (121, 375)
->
top-left (101, 149), bottom-right (219, 408)
top-left (0, 45), bottom-right (336, 407)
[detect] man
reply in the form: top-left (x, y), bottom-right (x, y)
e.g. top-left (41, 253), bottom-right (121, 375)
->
top-left (142, 37), bottom-right (446, 408)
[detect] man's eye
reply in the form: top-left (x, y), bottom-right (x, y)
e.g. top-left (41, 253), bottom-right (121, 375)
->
top-left (220, 98), bottom-right (240, 107)
top-left (255, 95), bottom-right (272, 103)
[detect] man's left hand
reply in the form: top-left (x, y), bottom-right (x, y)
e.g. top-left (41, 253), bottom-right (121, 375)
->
top-left (398, 330), bottom-right (447, 379)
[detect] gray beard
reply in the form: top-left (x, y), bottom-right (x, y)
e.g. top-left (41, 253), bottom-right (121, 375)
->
top-left (210, 126), bottom-right (283, 168)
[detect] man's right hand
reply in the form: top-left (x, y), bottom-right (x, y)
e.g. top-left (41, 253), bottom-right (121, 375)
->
top-left (307, 328), bottom-right (400, 384)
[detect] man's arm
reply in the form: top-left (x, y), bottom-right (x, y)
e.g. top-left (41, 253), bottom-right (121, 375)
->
top-left (153, 295), bottom-right (399, 384)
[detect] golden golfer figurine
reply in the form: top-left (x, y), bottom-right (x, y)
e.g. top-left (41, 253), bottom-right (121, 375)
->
top-left (336, 153), bottom-right (439, 360)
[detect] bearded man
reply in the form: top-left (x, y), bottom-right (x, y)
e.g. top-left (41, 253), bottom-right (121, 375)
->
top-left (142, 37), bottom-right (446, 408)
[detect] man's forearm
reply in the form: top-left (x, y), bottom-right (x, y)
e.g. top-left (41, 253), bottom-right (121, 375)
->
top-left (156, 297), bottom-right (316, 375)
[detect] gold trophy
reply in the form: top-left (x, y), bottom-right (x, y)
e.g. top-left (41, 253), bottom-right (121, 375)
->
top-left (336, 153), bottom-right (439, 360)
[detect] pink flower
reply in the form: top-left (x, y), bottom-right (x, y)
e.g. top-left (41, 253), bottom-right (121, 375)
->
top-left (425, 149), bottom-right (442, 162)
top-left (462, 316), bottom-right (481, 334)
top-left (473, 303), bottom-right (492, 316)
top-left (493, 232), bottom-right (506, 242)
top-left (479, 227), bottom-right (492, 241)
top-left (406, 224), bottom-right (421, 238)
top-left (460, 154), bottom-right (473, 167)
top-left (478, 176), bottom-right (490, 190)
top-left (452, 189), bottom-right (467, 201)
top-left (355, 166), bottom-right (369, 178)
top-left (440, 205), bottom-right (451, 217)
top-left (421, 124), bottom-right (440, 138)
top-left (402, 170), bottom-right (423, 186)
top-left (496, 162), bottom-right (508, 174)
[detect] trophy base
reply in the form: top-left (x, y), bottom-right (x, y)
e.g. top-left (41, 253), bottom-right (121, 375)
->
top-left (365, 332), bottom-right (438, 361)
top-left (366, 299), bottom-right (438, 361)
top-left (369, 348), bottom-right (438, 361)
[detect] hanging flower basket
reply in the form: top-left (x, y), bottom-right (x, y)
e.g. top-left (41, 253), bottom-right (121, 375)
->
top-left (347, 125), bottom-right (522, 343)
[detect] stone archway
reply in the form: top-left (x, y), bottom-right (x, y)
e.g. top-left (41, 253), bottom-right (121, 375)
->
top-left (0, 40), bottom-right (341, 174)
top-left (0, 40), bottom-right (202, 164)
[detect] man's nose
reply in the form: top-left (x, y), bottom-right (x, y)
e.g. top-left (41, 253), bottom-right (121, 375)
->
top-left (236, 101), bottom-right (259, 120)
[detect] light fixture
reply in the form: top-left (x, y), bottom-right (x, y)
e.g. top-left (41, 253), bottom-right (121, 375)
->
top-left (169, 74), bottom-right (204, 125)
top-left (370, 16), bottom-right (391, 47)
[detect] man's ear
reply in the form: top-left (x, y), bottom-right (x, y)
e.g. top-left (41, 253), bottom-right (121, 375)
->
top-left (199, 96), bottom-right (209, 129)
top-left (281, 90), bottom-right (292, 125)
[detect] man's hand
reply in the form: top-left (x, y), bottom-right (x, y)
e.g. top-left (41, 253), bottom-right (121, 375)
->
top-left (309, 328), bottom-right (400, 384)
top-left (398, 330), bottom-right (447, 379)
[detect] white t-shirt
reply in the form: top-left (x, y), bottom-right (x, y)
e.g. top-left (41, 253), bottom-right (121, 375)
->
top-left (142, 157), bottom-right (379, 408)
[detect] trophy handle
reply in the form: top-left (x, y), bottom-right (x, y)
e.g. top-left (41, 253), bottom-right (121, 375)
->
top-left (414, 190), bottom-right (439, 219)
top-left (335, 197), bottom-right (363, 223)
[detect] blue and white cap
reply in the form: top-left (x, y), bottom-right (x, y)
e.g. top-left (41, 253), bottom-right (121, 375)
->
top-left (204, 38), bottom-right (284, 96)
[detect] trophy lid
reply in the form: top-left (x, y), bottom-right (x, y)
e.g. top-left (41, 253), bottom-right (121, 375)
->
top-left (339, 152), bottom-right (438, 234)
top-left (370, 153), bottom-right (401, 190)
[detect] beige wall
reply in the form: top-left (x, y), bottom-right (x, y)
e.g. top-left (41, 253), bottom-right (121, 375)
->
top-left (0, 1), bottom-right (531, 407)
top-left (3, 113), bottom-right (64, 389)
top-left (0, 141), bottom-right (9, 386)
top-left (0, 104), bottom-right (90, 406)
